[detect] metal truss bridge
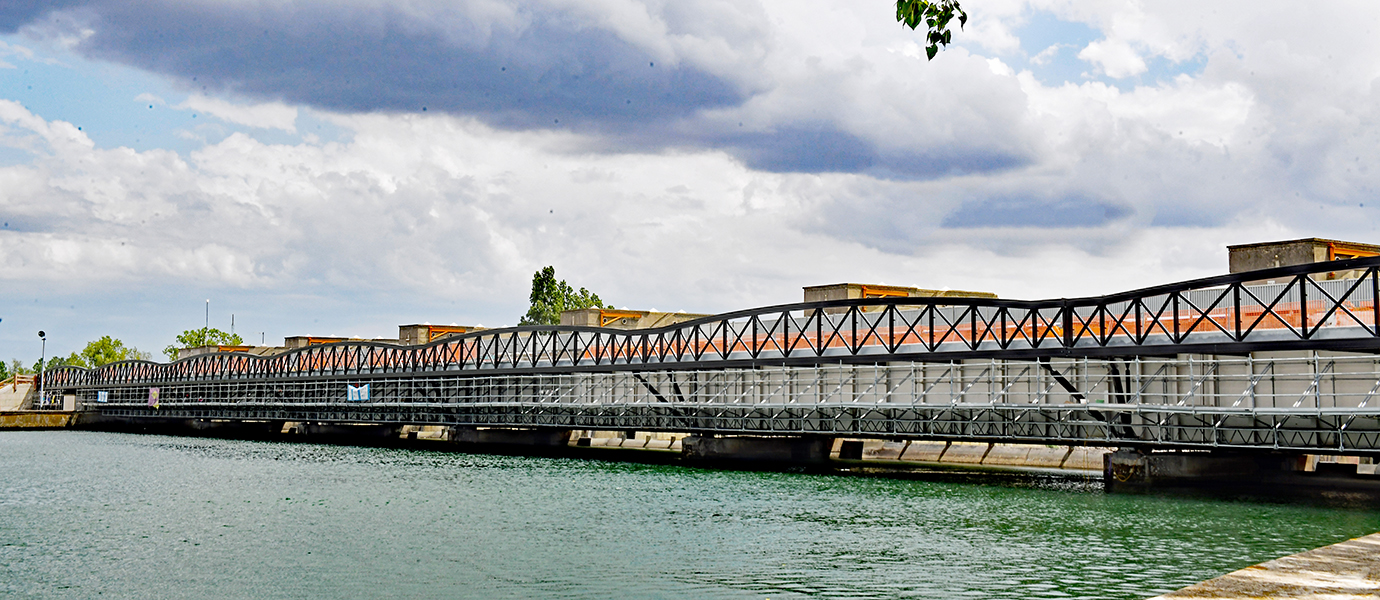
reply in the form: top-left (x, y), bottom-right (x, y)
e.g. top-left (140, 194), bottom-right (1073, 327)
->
top-left (43, 257), bottom-right (1380, 455)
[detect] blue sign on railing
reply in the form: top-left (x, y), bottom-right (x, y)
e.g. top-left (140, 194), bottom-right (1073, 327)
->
top-left (346, 384), bottom-right (370, 402)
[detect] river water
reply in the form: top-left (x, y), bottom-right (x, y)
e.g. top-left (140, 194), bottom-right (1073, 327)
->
top-left (3, 431), bottom-right (1378, 599)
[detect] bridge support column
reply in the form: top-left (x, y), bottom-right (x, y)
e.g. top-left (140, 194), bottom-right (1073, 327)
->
top-left (1104, 449), bottom-right (1305, 493)
top-left (448, 427), bottom-right (572, 447)
top-left (682, 436), bottom-right (833, 465)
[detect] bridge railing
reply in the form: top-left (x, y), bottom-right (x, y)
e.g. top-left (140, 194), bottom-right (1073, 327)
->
top-left (42, 257), bottom-right (1380, 389)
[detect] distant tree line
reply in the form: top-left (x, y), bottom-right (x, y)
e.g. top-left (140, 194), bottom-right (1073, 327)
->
top-left (1, 326), bottom-right (249, 377)
top-left (3, 336), bottom-right (151, 379)
top-left (4, 267), bottom-right (606, 376)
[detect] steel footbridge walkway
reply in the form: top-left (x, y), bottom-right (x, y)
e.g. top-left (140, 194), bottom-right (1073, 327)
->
top-left (42, 258), bottom-right (1380, 455)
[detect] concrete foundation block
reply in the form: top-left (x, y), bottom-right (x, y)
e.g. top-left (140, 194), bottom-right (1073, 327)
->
top-left (415, 426), bottom-right (448, 440)
top-left (682, 436), bottom-right (833, 464)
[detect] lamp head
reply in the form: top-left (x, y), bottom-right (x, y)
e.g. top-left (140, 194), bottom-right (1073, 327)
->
top-left (37, 330), bottom-right (45, 339)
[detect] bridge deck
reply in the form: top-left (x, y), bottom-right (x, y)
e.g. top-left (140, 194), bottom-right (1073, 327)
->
top-left (39, 259), bottom-right (1380, 455)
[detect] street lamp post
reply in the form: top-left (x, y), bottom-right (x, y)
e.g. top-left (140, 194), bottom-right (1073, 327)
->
top-left (37, 331), bottom-right (45, 409)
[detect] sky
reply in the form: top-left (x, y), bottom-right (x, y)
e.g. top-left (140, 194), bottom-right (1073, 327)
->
top-left (1, 0), bottom-right (1378, 362)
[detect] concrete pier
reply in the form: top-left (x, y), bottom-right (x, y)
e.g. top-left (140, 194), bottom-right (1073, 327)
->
top-left (1103, 449), bottom-right (1380, 500)
top-left (1149, 532), bottom-right (1380, 599)
top-left (681, 435), bottom-right (832, 464)
top-left (1104, 450), bottom-right (1304, 492)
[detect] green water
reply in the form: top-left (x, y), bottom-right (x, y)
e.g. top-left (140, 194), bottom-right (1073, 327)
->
top-left (2, 432), bottom-right (1377, 599)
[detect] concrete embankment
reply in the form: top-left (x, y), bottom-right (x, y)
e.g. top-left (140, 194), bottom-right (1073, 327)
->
top-left (1148, 532), bottom-right (1380, 599)
top-left (0, 411), bottom-right (76, 429)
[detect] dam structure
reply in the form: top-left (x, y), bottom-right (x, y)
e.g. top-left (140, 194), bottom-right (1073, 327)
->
top-left (35, 254), bottom-right (1380, 485)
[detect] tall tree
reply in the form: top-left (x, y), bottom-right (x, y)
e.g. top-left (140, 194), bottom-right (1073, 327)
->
top-left (895, 0), bottom-right (967, 60)
top-left (163, 327), bottom-right (245, 361)
top-left (79, 336), bottom-right (151, 367)
top-left (519, 266), bottom-right (607, 326)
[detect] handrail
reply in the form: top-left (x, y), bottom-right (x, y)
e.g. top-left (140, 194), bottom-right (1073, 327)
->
top-left (3, 374), bottom-right (35, 390)
top-left (41, 257), bottom-right (1380, 389)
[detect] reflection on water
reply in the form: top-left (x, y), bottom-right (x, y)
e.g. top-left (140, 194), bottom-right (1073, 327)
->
top-left (2, 431), bottom-right (1377, 599)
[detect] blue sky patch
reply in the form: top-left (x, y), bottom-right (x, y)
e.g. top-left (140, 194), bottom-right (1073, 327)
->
top-left (1005, 11), bottom-right (1206, 90)
top-left (0, 34), bottom-right (349, 164)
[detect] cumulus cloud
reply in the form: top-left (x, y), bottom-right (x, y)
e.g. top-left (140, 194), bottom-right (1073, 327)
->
top-left (176, 95), bottom-right (297, 133)
top-left (1078, 38), bottom-right (1146, 77)
top-left (0, 99), bottom-right (1294, 309)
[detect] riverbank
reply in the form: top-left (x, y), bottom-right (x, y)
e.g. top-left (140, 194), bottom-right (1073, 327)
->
top-left (1149, 532), bottom-right (1380, 599)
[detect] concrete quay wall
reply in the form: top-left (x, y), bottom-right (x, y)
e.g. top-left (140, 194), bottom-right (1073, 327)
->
top-left (0, 411), bottom-right (76, 429)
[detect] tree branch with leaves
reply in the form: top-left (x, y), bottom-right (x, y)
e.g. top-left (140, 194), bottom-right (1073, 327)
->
top-left (896, 0), bottom-right (967, 60)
